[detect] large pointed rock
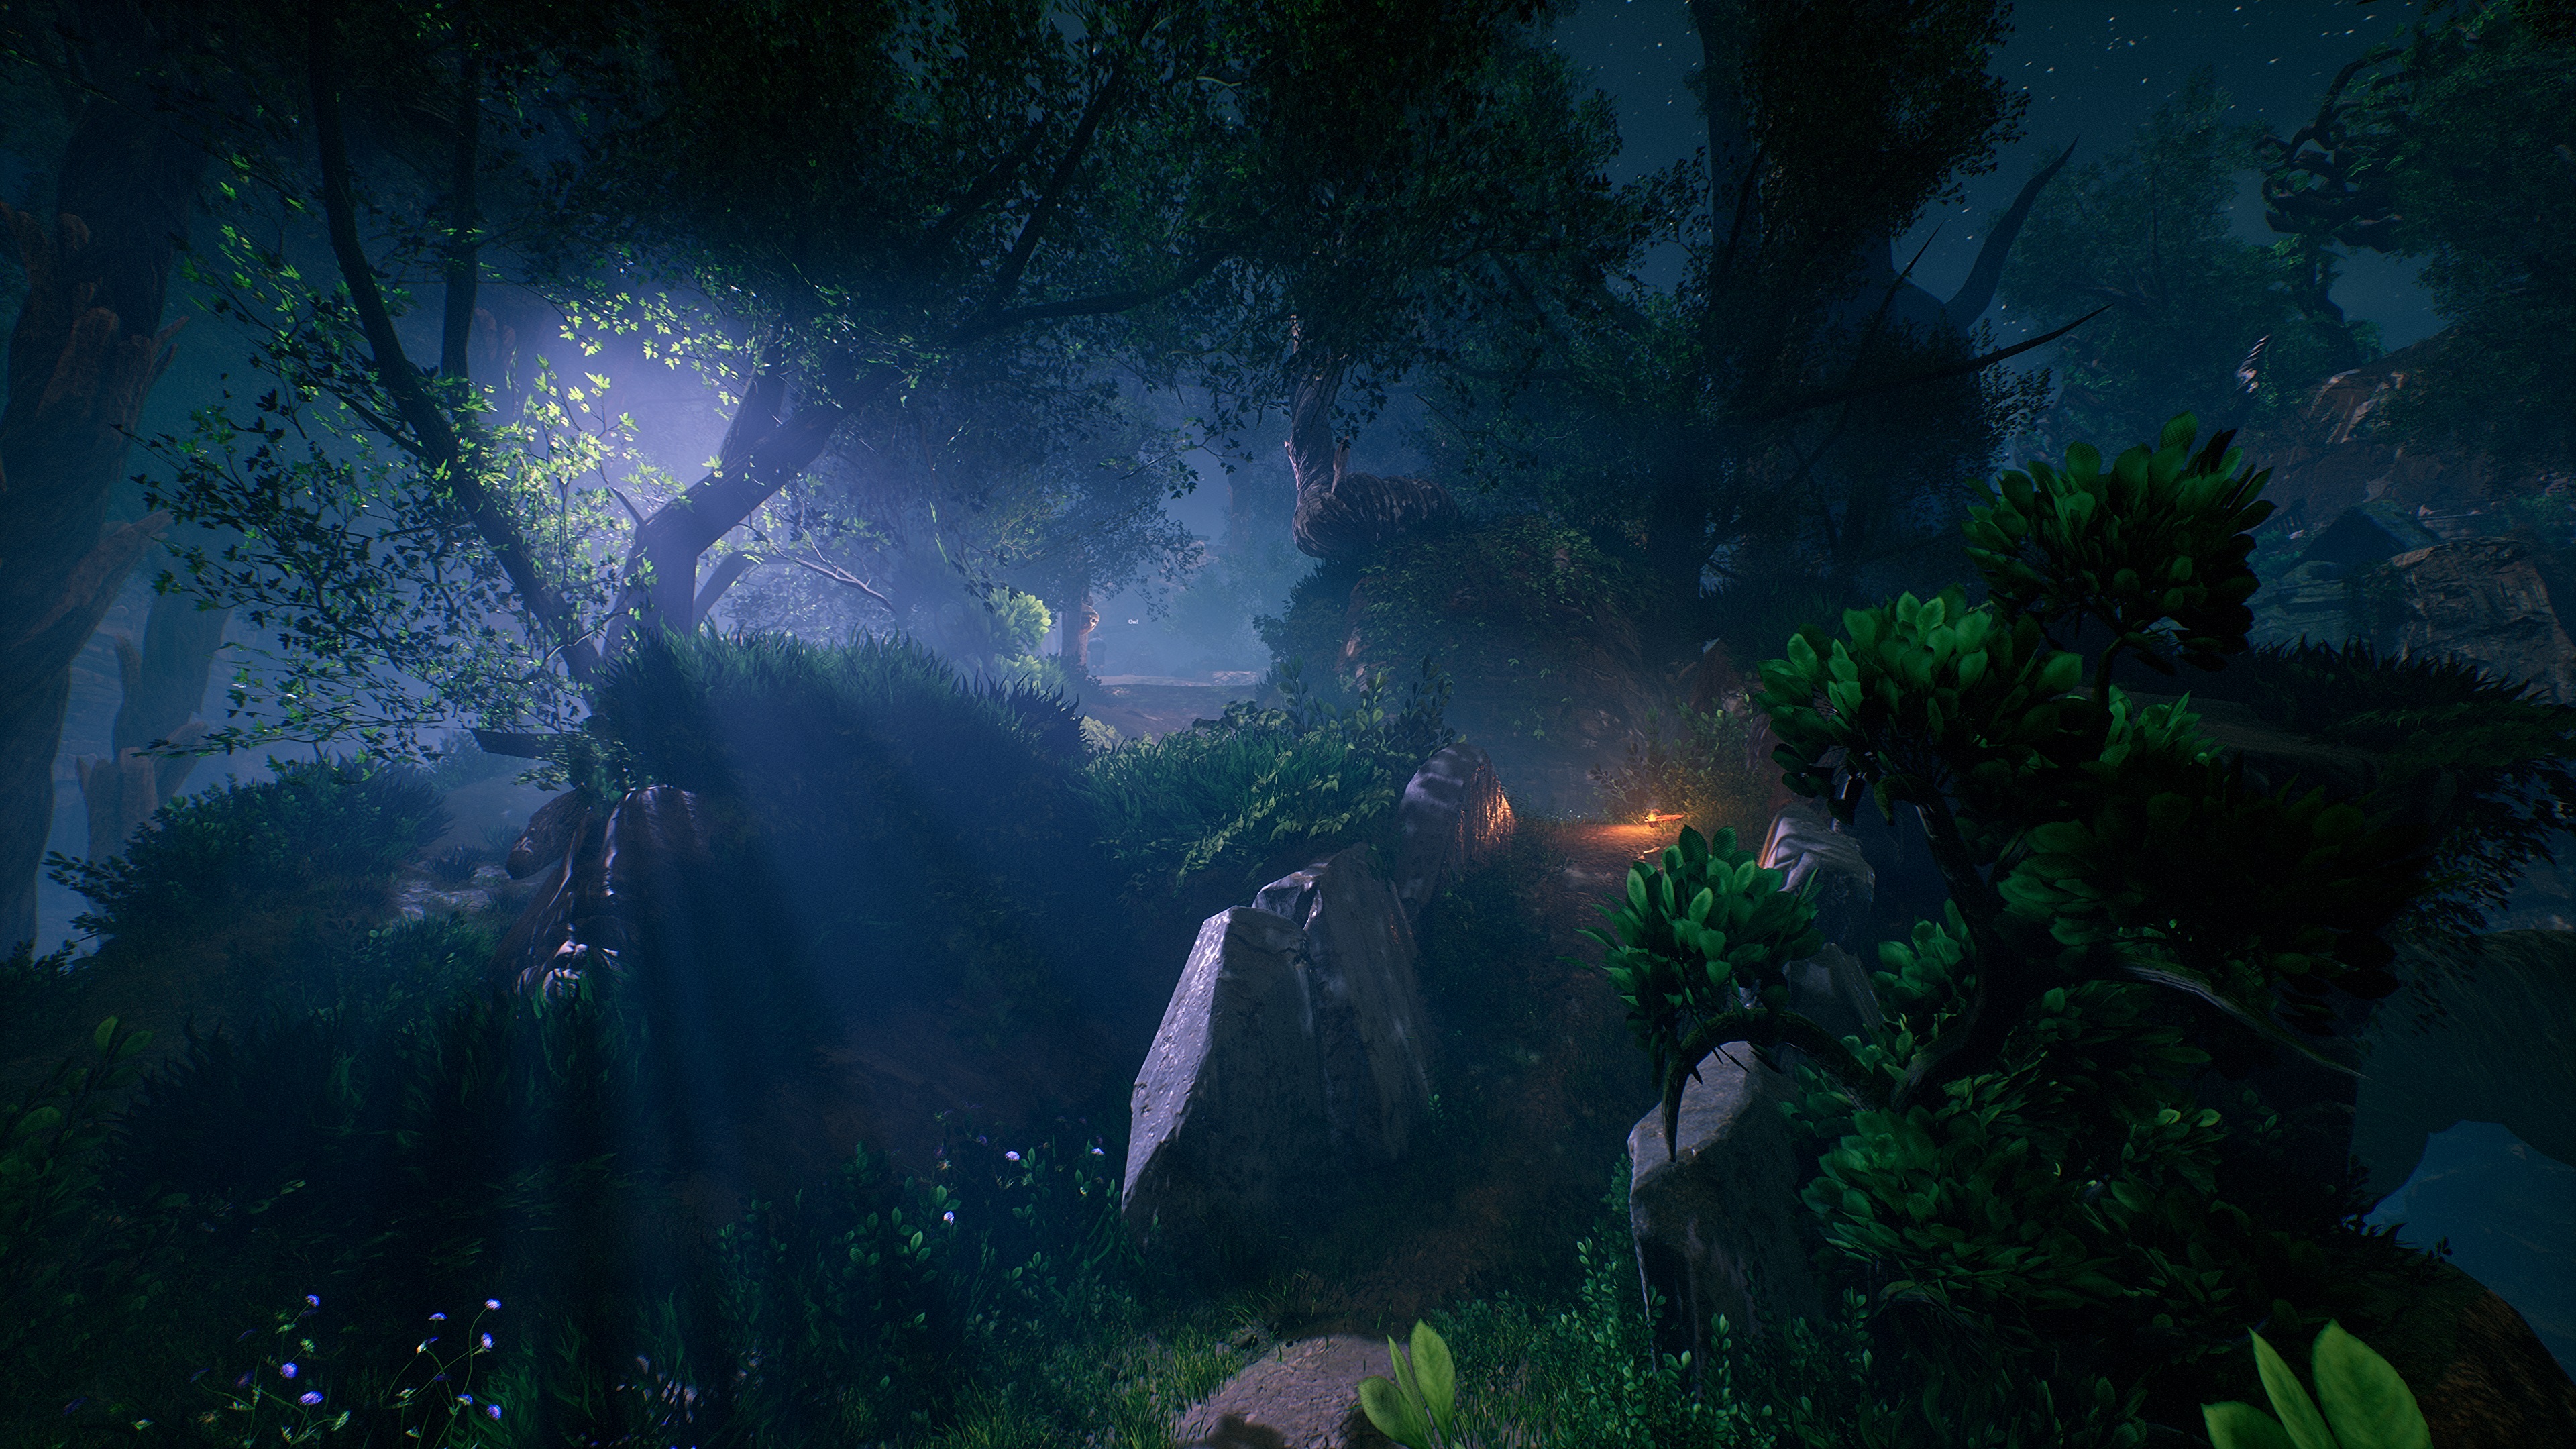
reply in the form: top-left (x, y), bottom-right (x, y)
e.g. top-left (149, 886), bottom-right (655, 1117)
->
top-left (1254, 847), bottom-right (1434, 1164)
top-left (1123, 846), bottom-right (1433, 1270)
top-left (1124, 906), bottom-right (1332, 1267)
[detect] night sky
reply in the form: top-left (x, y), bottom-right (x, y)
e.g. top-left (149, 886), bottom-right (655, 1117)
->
top-left (1546, 0), bottom-right (2444, 347)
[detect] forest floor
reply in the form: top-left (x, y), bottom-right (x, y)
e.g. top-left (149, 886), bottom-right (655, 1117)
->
top-left (1239, 817), bottom-right (1686, 1340)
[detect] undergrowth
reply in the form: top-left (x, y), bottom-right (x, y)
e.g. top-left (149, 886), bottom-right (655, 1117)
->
top-left (46, 762), bottom-right (447, 948)
top-left (1077, 657), bottom-right (1455, 896)
top-left (1587, 702), bottom-right (1770, 836)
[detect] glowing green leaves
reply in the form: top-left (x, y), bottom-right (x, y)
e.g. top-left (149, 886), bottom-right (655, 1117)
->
top-left (2204, 1322), bottom-right (2430, 1449)
top-left (1963, 412), bottom-right (2274, 680)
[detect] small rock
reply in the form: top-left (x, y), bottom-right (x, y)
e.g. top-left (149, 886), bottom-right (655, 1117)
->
top-left (1175, 1336), bottom-right (1399, 1449)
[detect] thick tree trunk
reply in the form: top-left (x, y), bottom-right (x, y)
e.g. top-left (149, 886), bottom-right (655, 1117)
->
top-left (1061, 588), bottom-right (1099, 671)
top-left (0, 223), bottom-right (192, 943)
top-left (0, 5), bottom-right (206, 945)
top-left (78, 578), bottom-right (229, 859)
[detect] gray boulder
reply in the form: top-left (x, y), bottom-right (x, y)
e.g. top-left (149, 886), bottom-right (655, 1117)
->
top-left (1784, 943), bottom-right (1884, 1049)
top-left (1629, 1046), bottom-right (1826, 1364)
top-left (1124, 906), bottom-right (1334, 1265)
top-left (1254, 847), bottom-right (1434, 1163)
top-left (1124, 846), bottom-right (1434, 1267)
top-left (1174, 1336), bottom-right (1399, 1449)
top-left (1389, 743), bottom-right (1515, 921)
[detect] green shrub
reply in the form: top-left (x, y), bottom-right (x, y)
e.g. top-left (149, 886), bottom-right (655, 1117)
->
top-left (48, 761), bottom-right (448, 947)
top-left (581, 630), bottom-right (1091, 1030)
top-left (1077, 659), bottom-right (1454, 894)
top-left (1587, 415), bottom-right (2442, 1438)
top-left (1587, 704), bottom-right (1770, 833)
top-left (1258, 516), bottom-right (1653, 749)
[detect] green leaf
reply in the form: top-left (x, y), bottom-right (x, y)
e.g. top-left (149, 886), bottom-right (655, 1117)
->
top-left (2159, 413), bottom-right (2199, 453)
top-left (2311, 1322), bottom-right (2429, 1449)
top-left (93, 1017), bottom-right (119, 1055)
top-left (1410, 1321), bottom-right (1456, 1434)
top-left (2253, 1330), bottom-right (2337, 1449)
top-left (2203, 1401), bottom-right (2296, 1449)
top-left (1359, 1374), bottom-right (1434, 1449)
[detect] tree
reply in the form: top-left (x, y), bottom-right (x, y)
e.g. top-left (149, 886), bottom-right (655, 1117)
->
top-left (2002, 72), bottom-right (2379, 457)
top-left (1592, 414), bottom-right (2436, 1435)
top-left (1411, 0), bottom-right (2075, 675)
top-left (0, 0), bottom-right (209, 948)
top-left (2261, 0), bottom-right (2576, 478)
top-left (142, 0), bottom-right (1613, 760)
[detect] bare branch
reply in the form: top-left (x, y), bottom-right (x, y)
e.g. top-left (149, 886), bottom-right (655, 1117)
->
top-left (1749, 307), bottom-right (2110, 425)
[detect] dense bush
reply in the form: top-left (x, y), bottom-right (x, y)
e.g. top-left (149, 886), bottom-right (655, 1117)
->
top-left (1259, 516), bottom-right (1654, 753)
top-left (2181, 638), bottom-right (2576, 930)
top-left (1586, 416), bottom-right (2455, 1439)
top-left (48, 762), bottom-right (448, 946)
top-left (1587, 703), bottom-right (1770, 835)
top-left (580, 631), bottom-right (1093, 1030)
top-left (5, 898), bottom-right (1171, 1447)
top-left (1077, 659), bottom-right (1455, 895)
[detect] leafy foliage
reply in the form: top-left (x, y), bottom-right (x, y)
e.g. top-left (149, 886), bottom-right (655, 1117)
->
top-left (1584, 826), bottom-right (1827, 1154)
top-left (2203, 1320), bottom-right (2431, 1449)
top-left (1590, 413), bottom-right (2439, 1436)
top-left (1076, 658), bottom-right (1455, 894)
top-left (1261, 517), bottom-right (1654, 749)
top-left (47, 761), bottom-right (448, 946)
top-left (1360, 1321), bottom-right (1460, 1449)
top-left (1963, 414), bottom-right (2273, 684)
top-left (1588, 703), bottom-right (1771, 835)
top-left (2189, 639), bottom-right (2576, 930)
top-left (2260, 0), bottom-right (2576, 477)
top-left (2000, 72), bottom-right (2377, 451)
top-left (0, 1017), bottom-right (156, 1371)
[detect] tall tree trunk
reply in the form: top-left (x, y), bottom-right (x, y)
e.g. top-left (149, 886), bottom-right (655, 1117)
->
top-left (1061, 588), bottom-right (1098, 672)
top-left (78, 574), bottom-right (230, 860)
top-left (0, 28), bottom-right (205, 944)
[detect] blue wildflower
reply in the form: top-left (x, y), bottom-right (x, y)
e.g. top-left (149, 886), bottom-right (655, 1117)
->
top-left (1006, 1150), bottom-right (1021, 1161)
top-left (305, 1295), bottom-right (321, 1307)
top-left (480, 1333), bottom-right (493, 1350)
top-left (280, 1363), bottom-right (298, 1379)
top-left (299, 1392), bottom-right (323, 1407)
top-left (486, 1405), bottom-right (503, 1421)
top-left (484, 1298), bottom-right (501, 1311)
top-left (429, 1312), bottom-right (447, 1321)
